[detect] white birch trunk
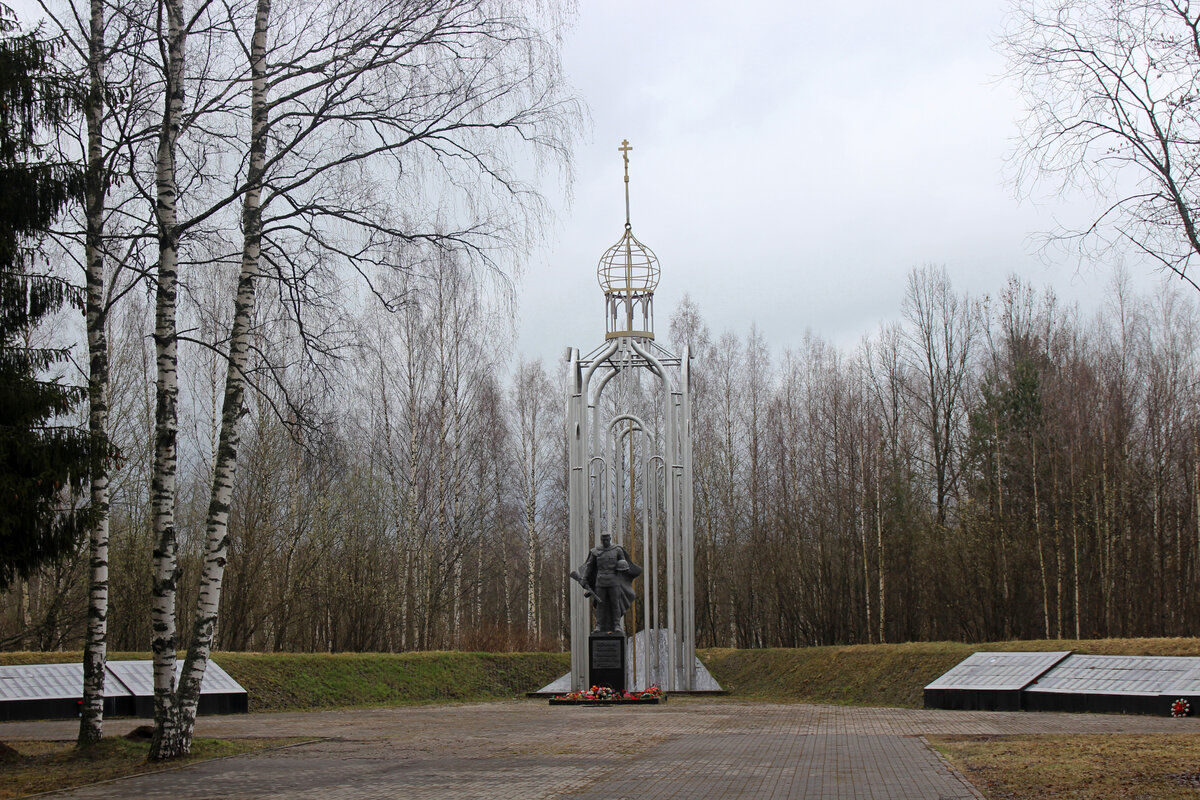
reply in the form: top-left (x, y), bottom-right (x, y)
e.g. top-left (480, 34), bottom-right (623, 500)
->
top-left (875, 473), bottom-right (885, 643)
top-left (525, 468), bottom-right (537, 635)
top-left (174, 0), bottom-right (271, 753)
top-left (403, 409), bottom-right (419, 649)
top-left (1032, 439), bottom-right (1050, 638)
top-left (78, 0), bottom-right (110, 746)
top-left (1054, 465), bottom-right (1064, 639)
top-left (860, 444), bottom-right (870, 645)
top-left (448, 349), bottom-right (465, 648)
top-left (452, 561), bottom-right (461, 647)
top-left (148, 0), bottom-right (187, 761)
top-left (1070, 453), bottom-right (1081, 639)
top-left (19, 580), bottom-right (31, 647)
top-left (475, 528), bottom-right (483, 633)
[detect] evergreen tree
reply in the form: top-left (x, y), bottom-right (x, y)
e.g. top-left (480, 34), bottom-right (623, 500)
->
top-left (0, 3), bottom-right (92, 591)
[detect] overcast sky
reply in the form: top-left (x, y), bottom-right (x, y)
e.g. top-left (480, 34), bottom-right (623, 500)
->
top-left (9, 0), bottom-right (1174, 366)
top-left (517, 0), bottom-right (1170, 365)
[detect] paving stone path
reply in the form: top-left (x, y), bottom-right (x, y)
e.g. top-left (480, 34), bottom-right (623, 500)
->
top-left (5, 698), bottom-right (1199, 799)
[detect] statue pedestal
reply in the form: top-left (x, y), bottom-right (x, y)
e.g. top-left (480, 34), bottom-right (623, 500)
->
top-left (588, 633), bottom-right (626, 693)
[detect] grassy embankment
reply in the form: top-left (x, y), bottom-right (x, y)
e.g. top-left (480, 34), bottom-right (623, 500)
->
top-left (700, 636), bottom-right (1200, 707)
top-left (0, 650), bottom-right (571, 711)
top-left (3, 637), bottom-right (1199, 710)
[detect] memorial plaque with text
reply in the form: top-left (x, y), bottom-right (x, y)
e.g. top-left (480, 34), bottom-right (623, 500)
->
top-left (588, 633), bottom-right (626, 692)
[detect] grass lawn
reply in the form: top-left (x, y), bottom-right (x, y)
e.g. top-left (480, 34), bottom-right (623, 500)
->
top-left (931, 734), bottom-right (1200, 800)
top-left (0, 736), bottom-right (308, 799)
top-left (0, 650), bottom-right (570, 711)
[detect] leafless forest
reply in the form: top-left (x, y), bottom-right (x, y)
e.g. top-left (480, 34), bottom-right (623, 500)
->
top-left (7, 0), bottom-right (1200, 761)
top-left (4, 261), bottom-right (1197, 653)
top-left (6, 0), bottom-right (1200, 670)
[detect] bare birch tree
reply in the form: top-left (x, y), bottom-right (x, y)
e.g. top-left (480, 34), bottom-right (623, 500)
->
top-left (860, 322), bottom-right (910, 643)
top-left (1004, 0), bottom-right (1200, 291)
top-left (134, 0), bottom-right (577, 757)
top-left (75, 0), bottom-right (113, 745)
top-left (901, 265), bottom-right (975, 528)
top-left (146, 0), bottom-right (195, 760)
top-left (512, 357), bottom-right (554, 637)
top-left (26, 0), bottom-right (160, 744)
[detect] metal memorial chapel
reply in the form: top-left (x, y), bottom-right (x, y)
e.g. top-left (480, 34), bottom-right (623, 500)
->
top-left (559, 140), bottom-right (719, 693)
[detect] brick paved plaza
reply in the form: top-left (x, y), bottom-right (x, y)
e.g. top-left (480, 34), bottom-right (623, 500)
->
top-left (4, 698), bottom-right (1198, 799)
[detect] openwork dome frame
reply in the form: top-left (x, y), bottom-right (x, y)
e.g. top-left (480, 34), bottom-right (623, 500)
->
top-left (597, 226), bottom-right (660, 296)
top-left (598, 139), bottom-right (659, 340)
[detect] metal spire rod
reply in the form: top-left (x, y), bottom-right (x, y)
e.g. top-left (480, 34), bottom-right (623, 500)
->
top-left (619, 138), bottom-right (632, 229)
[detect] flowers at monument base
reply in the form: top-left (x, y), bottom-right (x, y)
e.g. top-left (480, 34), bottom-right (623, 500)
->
top-left (553, 684), bottom-right (664, 702)
top-left (1170, 698), bottom-right (1191, 717)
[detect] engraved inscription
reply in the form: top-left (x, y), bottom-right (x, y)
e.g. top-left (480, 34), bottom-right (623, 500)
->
top-left (591, 639), bottom-right (623, 670)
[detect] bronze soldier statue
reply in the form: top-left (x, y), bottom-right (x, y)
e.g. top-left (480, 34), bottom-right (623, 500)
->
top-left (571, 533), bottom-right (642, 634)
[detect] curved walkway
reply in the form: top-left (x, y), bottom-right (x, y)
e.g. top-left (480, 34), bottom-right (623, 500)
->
top-left (5, 699), bottom-right (1199, 799)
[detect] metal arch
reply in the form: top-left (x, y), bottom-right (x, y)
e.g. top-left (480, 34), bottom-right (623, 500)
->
top-left (588, 455), bottom-right (607, 548)
top-left (565, 334), bottom-right (695, 692)
top-left (606, 418), bottom-right (659, 690)
top-left (588, 368), bottom-right (620, 547)
top-left (606, 413), bottom-right (652, 437)
top-left (603, 411), bottom-right (661, 690)
top-left (604, 415), bottom-right (654, 551)
top-left (606, 414), bottom-right (646, 547)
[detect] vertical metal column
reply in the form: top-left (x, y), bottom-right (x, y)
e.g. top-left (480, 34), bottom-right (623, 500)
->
top-left (566, 349), bottom-right (586, 689)
top-left (610, 424), bottom-right (620, 544)
top-left (641, 437), bottom-right (651, 690)
top-left (681, 346), bottom-right (696, 689)
top-left (651, 456), bottom-right (663, 686)
top-left (569, 341), bottom-right (618, 690)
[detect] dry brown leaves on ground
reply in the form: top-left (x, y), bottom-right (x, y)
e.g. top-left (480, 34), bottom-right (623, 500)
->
top-left (931, 733), bottom-right (1200, 800)
top-left (0, 736), bottom-right (307, 799)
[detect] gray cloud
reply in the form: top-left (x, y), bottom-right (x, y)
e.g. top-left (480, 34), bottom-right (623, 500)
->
top-left (518, 0), bottom-right (1166, 365)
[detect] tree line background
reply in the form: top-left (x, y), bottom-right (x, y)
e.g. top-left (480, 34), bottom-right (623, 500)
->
top-left (3, 261), bottom-right (1197, 653)
top-left (3, 0), bottom-right (1200, 671)
top-left (5, 0), bottom-right (1200, 758)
